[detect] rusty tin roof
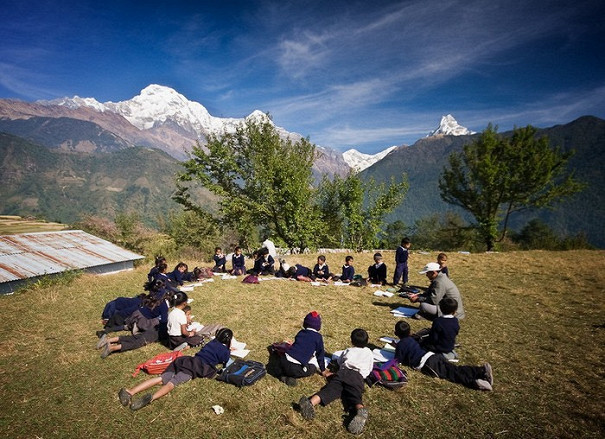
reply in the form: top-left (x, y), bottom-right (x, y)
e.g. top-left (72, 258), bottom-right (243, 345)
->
top-left (0, 230), bottom-right (144, 284)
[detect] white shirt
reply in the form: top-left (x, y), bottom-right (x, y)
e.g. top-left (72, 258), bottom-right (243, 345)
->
top-left (262, 239), bottom-right (277, 258)
top-left (338, 346), bottom-right (374, 378)
top-left (167, 307), bottom-right (187, 336)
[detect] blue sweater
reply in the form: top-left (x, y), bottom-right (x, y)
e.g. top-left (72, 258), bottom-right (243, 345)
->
top-left (395, 336), bottom-right (428, 369)
top-left (232, 254), bottom-right (246, 270)
top-left (341, 265), bottom-right (355, 281)
top-left (313, 263), bottom-right (330, 279)
top-left (426, 316), bottom-right (459, 353)
top-left (294, 264), bottom-right (312, 278)
top-left (195, 338), bottom-right (230, 369)
top-left (287, 328), bottom-right (326, 372)
top-left (395, 246), bottom-right (409, 264)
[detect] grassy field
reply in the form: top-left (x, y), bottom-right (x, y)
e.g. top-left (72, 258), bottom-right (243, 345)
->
top-left (0, 250), bottom-right (603, 438)
top-left (0, 215), bottom-right (68, 235)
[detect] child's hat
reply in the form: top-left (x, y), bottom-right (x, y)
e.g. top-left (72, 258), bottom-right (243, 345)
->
top-left (419, 262), bottom-right (441, 274)
top-left (303, 311), bottom-right (321, 331)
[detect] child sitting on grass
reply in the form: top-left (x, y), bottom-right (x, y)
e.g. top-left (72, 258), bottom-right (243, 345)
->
top-left (298, 328), bottom-right (374, 435)
top-left (338, 255), bottom-right (355, 283)
top-left (413, 297), bottom-right (459, 361)
top-left (276, 311), bottom-right (327, 386)
top-left (313, 255), bottom-right (332, 282)
top-left (394, 320), bottom-right (493, 391)
top-left (367, 252), bottom-right (387, 285)
top-left (118, 328), bottom-right (233, 411)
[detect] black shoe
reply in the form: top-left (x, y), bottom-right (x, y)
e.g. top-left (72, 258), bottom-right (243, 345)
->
top-left (130, 393), bottom-right (153, 411)
top-left (96, 330), bottom-right (106, 338)
top-left (298, 397), bottom-right (315, 420)
top-left (118, 388), bottom-right (131, 407)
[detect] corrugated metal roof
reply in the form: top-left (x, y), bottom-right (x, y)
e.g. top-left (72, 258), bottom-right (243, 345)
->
top-left (0, 230), bottom-right (144, 284)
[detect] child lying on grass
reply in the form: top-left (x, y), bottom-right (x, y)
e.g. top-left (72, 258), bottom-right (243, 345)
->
top-left (117, 328), bottom-right (233, 411)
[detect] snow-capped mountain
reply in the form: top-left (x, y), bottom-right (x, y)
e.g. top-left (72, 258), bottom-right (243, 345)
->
top-left (43, 85), bottom-right (252, 137)
top-left (342, 146), bottom-right (398, 172)
top-left (428, 114), bottom-right (475, 137)
top-left (33, 84), bottom-right (350, 176)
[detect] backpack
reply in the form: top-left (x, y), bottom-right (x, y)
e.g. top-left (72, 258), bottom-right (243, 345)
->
top-left (242, 274), bottom-right (259, 284)
top-left (216, 359), bottom-right (266, 387)
top-left (365, 359), bottom-right (408, 390)
top-left (132, 350), bottom-right (183, 377)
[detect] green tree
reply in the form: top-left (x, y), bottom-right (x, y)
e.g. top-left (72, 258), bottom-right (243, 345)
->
top-left (175, 117), bottom-right (320, 250)
top-left (439, 125), bottom-right (584, 251)
top-left (317, 173), bottom-right (408, 251)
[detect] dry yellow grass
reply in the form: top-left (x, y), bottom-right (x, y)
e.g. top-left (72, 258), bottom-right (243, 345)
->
top-left (0, 250), bottom-right (603, 438)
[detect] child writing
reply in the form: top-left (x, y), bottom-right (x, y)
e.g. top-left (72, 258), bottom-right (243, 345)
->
top-left (367, 252), bottom-right (387, 285)
top-left (393, 237), bottom-right (411, 286)
top-left (287, 264), bottom-right (315, 282)
top-left (252, 247), bottom-right (275, 275)
top-left (276, 311), bottom-right (327, 386)
top-left (230, 246), bottom-right (246, 275)
top-left (166, 292), bottom-right (204, 350)
top-left (118, 328), bottom-right (234, 410)
top-left (437, 252), bottom-right (449, 277)
top-left (313, 255), bottom-right (332, 282)
top-left (212, 247), bottom-right (227, 273)
top-left (298, 328), bottom-right (374, 435)
top-left (393, 320), bottom-right (493, 391)
top-left (339, 255), bottom-right (355, 283)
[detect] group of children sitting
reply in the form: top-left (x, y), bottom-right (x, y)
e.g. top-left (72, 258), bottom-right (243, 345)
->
top-left (96, 244), bottom-right (490, 435)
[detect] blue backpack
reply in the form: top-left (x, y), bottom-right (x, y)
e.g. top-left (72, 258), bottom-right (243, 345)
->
top-left (217, 359), bottom-right (266, 387)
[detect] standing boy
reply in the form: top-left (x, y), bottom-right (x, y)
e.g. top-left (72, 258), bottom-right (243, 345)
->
top-left (393, 237), bottom-right (411, 286)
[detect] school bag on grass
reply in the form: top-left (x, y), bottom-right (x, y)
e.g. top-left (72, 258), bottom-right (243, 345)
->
top-left (365, 359), bottom-right (408, 390)
top-left (132, 350), bottom-right (183, 377)
top-left (242, 274), bottom-right (259, 284)
top-left (216, 359), bottom-right (266, 387)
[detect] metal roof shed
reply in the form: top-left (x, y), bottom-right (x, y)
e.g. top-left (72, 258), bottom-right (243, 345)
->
top-left (0, 230), bottom-right (144, 294)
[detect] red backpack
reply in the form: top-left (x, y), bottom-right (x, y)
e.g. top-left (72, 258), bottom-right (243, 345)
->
top-left (132, 350), bottom-right (183, 377)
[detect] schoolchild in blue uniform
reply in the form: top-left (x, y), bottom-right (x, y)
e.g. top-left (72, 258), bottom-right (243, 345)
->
top-left (97, 283), bottom-right (170, 358)
top-left (339, 256), bottom-right (355, 283)
top-left (147, 256), bottom-right (166, 283)
top-left (393, 320), bottom-right (493, 391)
top-left (313, 255), bottom-right (332, 281)
top-left (118, 328), bottom-right (234, 410)
top-left (167, 262), bottom-right (192, 286)
top-left (393, 237), bottom-right (411, 286)
top-left (276, 311), bottom-right (328, 387)
top-left (152, 263), bottom-right (180, 294)
top-left (252, 247), bottom-right (275, 275)
top-left (367, 252), bottom-right (387, 285)
top-left (287, 264), bottom-right (314, 282)
top-left (230, 246), bottom-right (246, 275)
top-left (412, 297), bottom-right (459, 361)
top-left (212, 247), bottom-right (227, 273)
top-left (438, 253), bottom-right (449, 277)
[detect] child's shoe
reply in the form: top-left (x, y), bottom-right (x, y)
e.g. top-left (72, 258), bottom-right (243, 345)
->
top-left (130, 393), bottom-right (152, 411)
top-left (442, 351), bottom-right (459, 362)
top-left (100, 343), bottom-right (112, 359)
top-left (118, 388), bottom-right (131, 407)
top-left (483, 363), bottom-right (493, 386)
top-left (347, 407), bottom-right (369, 434)
top-left (96, 333), bottom-right (108, 349)
top-left (298, 397), bottom-right (315, 420)
top-left (475, 379), bottom-right (493, 391)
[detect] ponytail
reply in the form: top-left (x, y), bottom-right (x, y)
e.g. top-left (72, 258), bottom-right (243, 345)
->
top-left (170, 291), bottom-right (189, 308)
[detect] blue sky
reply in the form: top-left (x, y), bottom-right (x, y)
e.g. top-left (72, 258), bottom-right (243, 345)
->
top-left (1, 0), bottom-right (604, 153)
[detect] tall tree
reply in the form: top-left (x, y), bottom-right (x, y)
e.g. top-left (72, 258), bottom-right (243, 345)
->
top-left (174, 117), bottom-right (320, 249)
top-left (439, 124), bottom-right (584, 251)
top-left (317, 173), bottom-right (408, 251)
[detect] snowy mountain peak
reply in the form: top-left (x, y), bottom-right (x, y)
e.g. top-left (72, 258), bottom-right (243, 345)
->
top-left (429, 114), bottom-right (474, 137)
top-left (343, 145), bottom-right (398, 172)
